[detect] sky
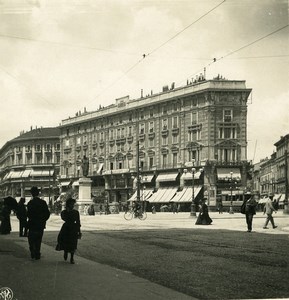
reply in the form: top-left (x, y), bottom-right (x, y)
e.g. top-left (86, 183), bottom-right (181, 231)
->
top-left (0, 0), bottom-right (288, 163)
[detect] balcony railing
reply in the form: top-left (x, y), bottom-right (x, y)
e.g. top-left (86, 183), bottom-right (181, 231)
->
top-left (172, 128), bottom-right (179, 135)
top-left (148, 132), bottom-right (155, 139)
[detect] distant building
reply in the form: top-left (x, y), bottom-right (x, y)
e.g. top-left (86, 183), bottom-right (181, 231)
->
top-left (274, 134), bottom-right (289, 199)
top-left (0, 127), bottom-right (61, 203)
top-left (59, 78), bottom-right (251, 209)
top-left (251, 134), bottom-right (289, 207)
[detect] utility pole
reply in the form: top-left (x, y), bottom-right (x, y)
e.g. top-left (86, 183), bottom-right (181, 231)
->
top-left (136, 139), bottom-right (140, 202)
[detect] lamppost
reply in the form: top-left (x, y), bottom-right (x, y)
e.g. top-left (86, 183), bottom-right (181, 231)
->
top-left (228, 172), bottom-right (234, 214)
top-left (184, 166), bottom-right (203, 217)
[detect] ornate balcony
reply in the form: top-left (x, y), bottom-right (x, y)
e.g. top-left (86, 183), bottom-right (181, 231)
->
top-left (64, 147), bottom-right (72, 153)
top-left (139, 134), bottom-right (145, 141)
top-left (99, 141), bottom-right (105, 148)
top-left (172, 127), bottom-right (179, 135)
top-left (127, 136), bottom-right (133, 143)
top-left (92, 142), bottom-right (98, 149)
top-left (148, 132), bottom-right (155, 139)
top-left (109, 140), bottom-right (115, 146)
top-left (188, 124), bottom-right (202, 131)
top-left (161, 129), bottom-right (169, 137)
top-left (75, 145), bottom-right (81, 152)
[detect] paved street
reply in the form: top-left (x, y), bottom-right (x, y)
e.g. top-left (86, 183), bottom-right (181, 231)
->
top-left (1, 211), bottom-right (289, 299)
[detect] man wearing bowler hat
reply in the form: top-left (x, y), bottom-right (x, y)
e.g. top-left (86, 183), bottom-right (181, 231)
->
top-left (27, 186), bottom-right (50, 260)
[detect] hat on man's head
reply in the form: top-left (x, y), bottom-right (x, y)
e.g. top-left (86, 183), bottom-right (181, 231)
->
top-left (30, 186), bottom-right (40, 197)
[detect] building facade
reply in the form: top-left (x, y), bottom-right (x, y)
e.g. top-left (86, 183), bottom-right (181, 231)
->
top-left (59, 78), bottom-right (251, 208)
top-left (0, 127), bottom-right (61, 204)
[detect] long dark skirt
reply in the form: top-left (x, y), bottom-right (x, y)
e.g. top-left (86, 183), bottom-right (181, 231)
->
top-left (195, 212), bottom-right (212, 225)
top-left (56, 223), bottom-right (78, 252)
top-left (0, 209), bottom-right (11, 235)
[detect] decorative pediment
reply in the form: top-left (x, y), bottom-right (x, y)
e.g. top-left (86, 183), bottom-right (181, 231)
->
top-left (215, 140), bottom-right (240, 148)
top-left (186, 142), bottom-right (203, 149)
top-left (115, 152), bottom-right (125, 161)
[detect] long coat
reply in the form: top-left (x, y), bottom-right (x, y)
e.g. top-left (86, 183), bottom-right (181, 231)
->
top-left (57, 209), bottom-right (81, 252)
top-left (0, 205), bottom-right (11, 234)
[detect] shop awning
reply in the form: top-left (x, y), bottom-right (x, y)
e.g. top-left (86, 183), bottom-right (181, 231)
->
top-left (217, 168), bottom-right (241, 180)
top-left (127, 189), bottom-right (154, 202)
top-left (273, 194), bottom-right (281, 201)
top-left (147, 188), bottom-right (178, 203)
top-left (41, 170), bottom-right (54, 176)
top-left (157, 173), bottom-right (178, 182)
top-left (21, 169), bottom-right (31, 178)
top-left (3, 173), bottom-right (10, 180)
top-left (31, 170), bottom-right (43, 177)
top-left (182, 172), bottom-right (202, 180)
top-left (10, 171), bottom-right (23, 179)
top-left (221, 190), bottom-right (242, 196)
top-left (97, 163), bottom-right (104, 174)
top-left (60, 180), bottom-right (71, 186)
top-left (171, 186), bottom-right (202, 203)
top-left (72, 181), bottom-right (79, 187)
top-left (142, 175), bottom-right (154, 183)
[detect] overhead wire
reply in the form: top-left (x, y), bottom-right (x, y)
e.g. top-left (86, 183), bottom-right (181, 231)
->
top-left (88, 0), bottom-right (226, 105)
top-left (180, 24), bottom-right (289, 85)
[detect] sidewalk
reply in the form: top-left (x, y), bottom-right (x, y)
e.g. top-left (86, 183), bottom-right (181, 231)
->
top-left (0, 234), bottom-right (194, 300)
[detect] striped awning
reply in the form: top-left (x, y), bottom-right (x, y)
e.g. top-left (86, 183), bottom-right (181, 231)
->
top-left (157, 173), bottom-right (178, 182)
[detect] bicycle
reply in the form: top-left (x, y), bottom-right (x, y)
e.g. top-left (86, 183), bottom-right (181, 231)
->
top-left (124, 208), bottom-right (147, 221)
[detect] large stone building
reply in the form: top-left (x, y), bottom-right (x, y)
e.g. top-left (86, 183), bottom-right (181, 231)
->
top-left (0, 127), bottom-right (61, 204)
top-left (59, 77), bottom-right (251, 209)
top-left (251, 134), bottom-right (289, 208)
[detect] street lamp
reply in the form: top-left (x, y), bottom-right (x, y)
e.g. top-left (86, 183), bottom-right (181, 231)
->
top-left (184, 166), bottom-right (203, 217)
top-left (229, 171), bottom-right (234, 214)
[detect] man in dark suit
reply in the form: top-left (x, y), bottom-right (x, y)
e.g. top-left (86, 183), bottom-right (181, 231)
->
top-left (27, 186), bottom-right (50, 260)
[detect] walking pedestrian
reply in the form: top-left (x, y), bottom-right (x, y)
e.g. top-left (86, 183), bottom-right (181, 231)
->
top-left (56, 198), bottom-right (81, 264)
top-left (16, 197), bottom-right (28, 237)
top-left (0, 198), bottom-right (12, 235)
top-left (27, 186), bottom-right (50, 260)
top-left (242, 192), bottom-right (258, 232)
top-left (263, 196), bottom-right (277, 229)
top-left (195, 199), bottom-right (212, 225)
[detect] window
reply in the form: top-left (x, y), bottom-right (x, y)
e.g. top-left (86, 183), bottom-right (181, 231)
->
top-left (192, 99), bottom-right (198, 107)
top-left (162, 136), bottom-right (168, 145)
top-left (140, 124), bottom-right (145, 134)
top-left (121, 127), bottom-right (125, 137)
top-left (162, 154), bottom-right (167, 168)
top-left (232, 128), bottom-right (236, 139)
top-left (140, 112), bottom-right (144, 119)
top-left (65, 139), bottom-right (69, 147)
top-left (110, 162), bottom-right (114, 170)
top-left (224, 110), bottom-right (233, 122)
top-left (224, 128), bottom-right (231, 139)
top-left (128, 126), bottom-right (132, 136)
top-left (110, 130), bottom-right (114, 139)
top-left (66, 129), bottom-right (69, 136)
top-left (36, 144), bottom-right (41, 151)
top-left (77, 137), bottom-right (81, 145)
top-left (149, 157), bottom-right (154, 168)
top-left (163, 106), bottom-right (167, 115)
top-left (150, 109), bottom-right (154, 117)
top-left (173, 116), bottom-right (178, 128)
top-left (162, 119), bottom-right (168, 129)
top-left (77, 126), bottom-right (81, 133)
top-left (129, 114), bottom-right (132, 121)
top-left (117, 128), bottom-right (121, 138)
top-left (56, 143), bottom-right (60, 150)
top-left (191, 112), bottom-right (198, 124)
top-left (189, 131), bottom-right (197, 141)
top-left (173, 102), bottom-right (179, 111)
top-left (149, 138), bottom-right (154, 147)
top-left (118, 162), bottom-right (123, 169)
top-left (140, 161), bottom-right (144, 169)
top-left (219, 128), bottom-right (223, 139)
top-left (100, 132), bottom-right (104, 140)
top-left (172, 153), bottom-right (178, 167)
top-left (46, 144), bottom-right (51, 151)
top-left (56, 155), bottom-right (60, 164)
top-left (149, 122), bottom-right (154, 132)
top-left (172, 134), bottom-right (178, 144)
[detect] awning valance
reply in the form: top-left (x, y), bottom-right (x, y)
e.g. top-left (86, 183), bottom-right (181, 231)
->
top-left (157, 173), bottom-right (178, 182)
top-left (60, 181), bottom-right (72, 187)
top-left (217, 168), bottom-right (241, 180)
top-left (41, 170), bottom-right (53, 176)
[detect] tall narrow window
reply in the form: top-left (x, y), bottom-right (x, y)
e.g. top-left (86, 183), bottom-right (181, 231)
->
top-left (173, 116), bottom-right (178, 128)
top-left (224, 110), bottom-right (233, 122)
top-left (162, 154), bottom-right (167, 168)
top-left (191, 112), bottom-right (198, 124)
top-left (172, 153), bottom-right (178, 167)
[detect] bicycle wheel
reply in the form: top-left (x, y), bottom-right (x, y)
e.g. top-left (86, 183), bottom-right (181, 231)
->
top-left (124, 210), bottom-right (134, 220)
top-left (138, 211), bottom-right (147, 220)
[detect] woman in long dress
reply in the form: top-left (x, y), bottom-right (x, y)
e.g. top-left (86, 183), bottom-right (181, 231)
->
top-left (0, 202), bottom-right (12, 235)
top-left (195, 199), bottom-right (212, 225)
top-left (57, 198), bottom-right (81, 264)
